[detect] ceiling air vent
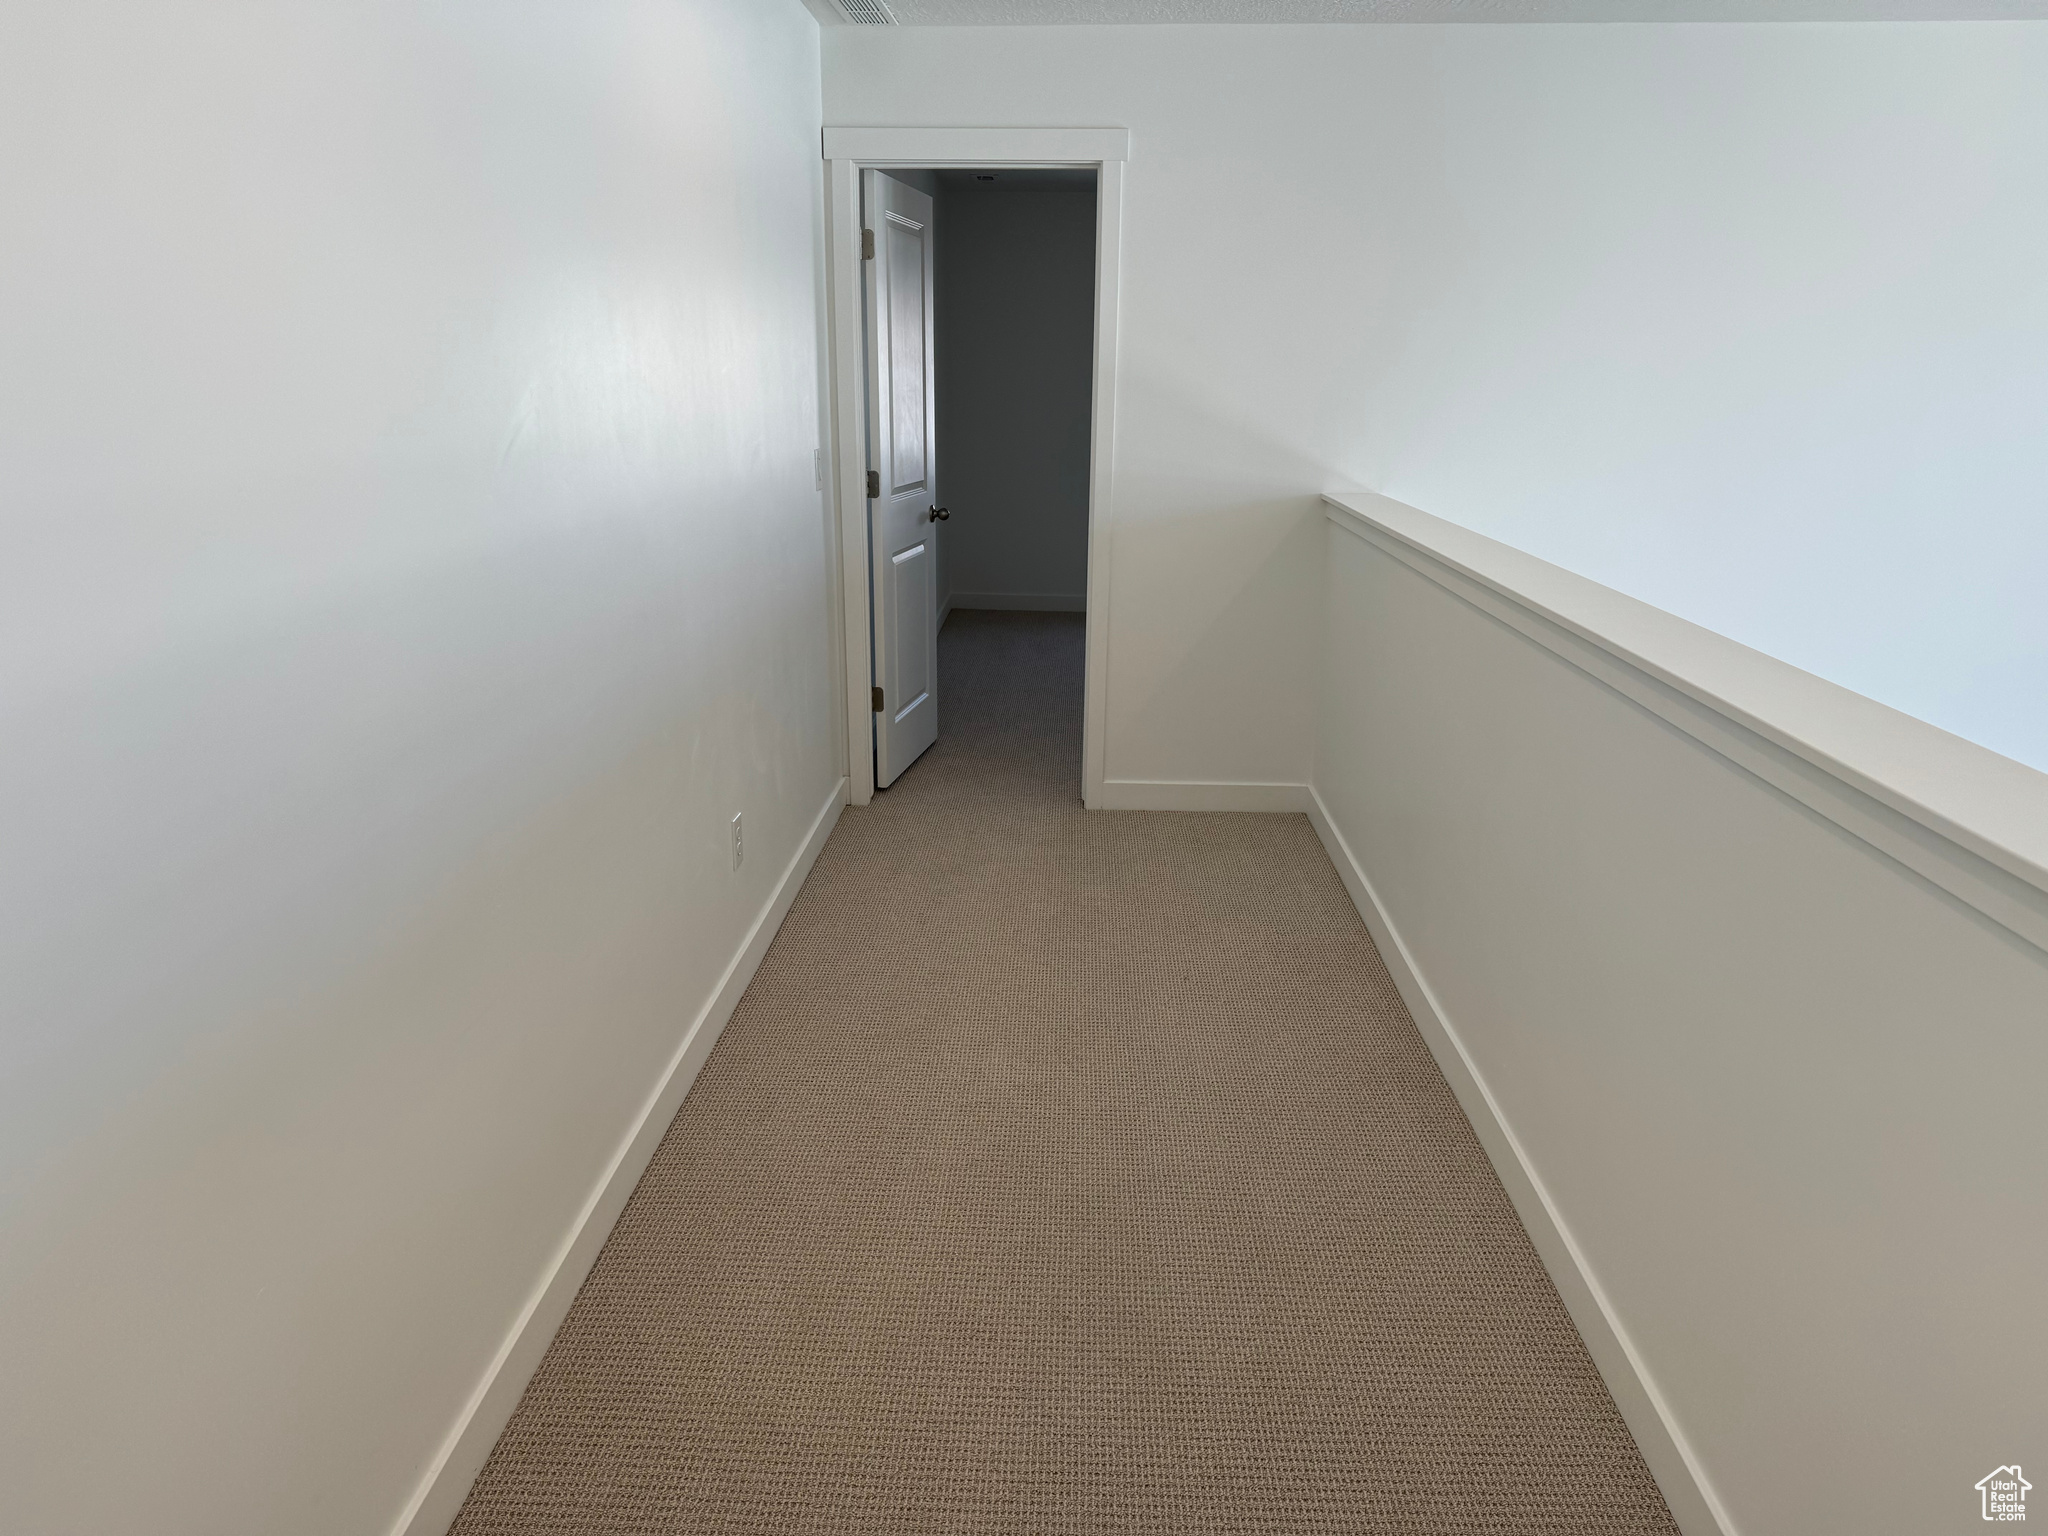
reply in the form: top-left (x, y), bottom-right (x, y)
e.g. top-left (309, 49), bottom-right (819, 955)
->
top-left (836, 0), bottom-right (898, 21)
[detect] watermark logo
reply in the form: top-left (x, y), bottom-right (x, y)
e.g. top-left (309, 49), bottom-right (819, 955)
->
top-left (1977, 1465), bottom-right (2031, 1522)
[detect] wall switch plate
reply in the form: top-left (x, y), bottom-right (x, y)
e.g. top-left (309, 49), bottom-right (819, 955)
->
top-left (731, 812), bottom-right (743, 870)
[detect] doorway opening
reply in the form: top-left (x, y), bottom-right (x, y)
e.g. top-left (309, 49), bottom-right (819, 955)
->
top-left (823, 129), bottom-right (1128, 810)
top-left (864, 165), bottom-right (1098, 793)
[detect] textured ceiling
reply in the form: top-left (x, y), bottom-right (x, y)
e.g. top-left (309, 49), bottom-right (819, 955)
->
top-left (824, 0), bottom-right (2048, 21)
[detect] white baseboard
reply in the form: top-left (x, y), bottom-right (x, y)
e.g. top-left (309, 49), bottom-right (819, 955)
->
top-left (1092, 779), bottom-right (1312, 813)
top-left (389, 777), bottom-right (848, 1536)
top-left (949, 590), bottom-right (1087, 613)
top-left (1302, 788), bottom-right (1734, 1536)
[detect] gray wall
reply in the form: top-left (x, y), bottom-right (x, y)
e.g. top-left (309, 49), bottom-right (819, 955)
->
top-left (934, 171), bottom-right (1095, 612)
top-left (887, 167), bottom-right (939, 197)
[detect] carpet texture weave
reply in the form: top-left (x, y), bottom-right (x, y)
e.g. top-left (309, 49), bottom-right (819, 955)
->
top-left (450, 610), bottom-right (1679, 1535)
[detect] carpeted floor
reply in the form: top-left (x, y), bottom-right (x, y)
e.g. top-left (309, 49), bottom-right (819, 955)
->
top-left (450, 609), bottom-right (1678, 1536)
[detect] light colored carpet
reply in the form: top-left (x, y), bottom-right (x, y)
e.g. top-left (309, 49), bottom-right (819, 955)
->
top-left (450, 609), bottom-right (1679, 1535)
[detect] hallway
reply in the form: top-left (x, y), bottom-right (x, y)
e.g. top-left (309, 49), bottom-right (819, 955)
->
top-left (450, 610), bottom-right (1676, 1535)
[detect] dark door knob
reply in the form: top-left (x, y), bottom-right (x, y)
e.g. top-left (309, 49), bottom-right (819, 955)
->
top-left (928, 505), bottom-right (950, 522)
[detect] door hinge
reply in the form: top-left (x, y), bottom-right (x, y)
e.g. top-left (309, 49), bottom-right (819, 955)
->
top-left (866, 469), bottom-right (880, 498)
top-left (861, 228), bottom-right (875, 260)
top-left (872, 685), bottom-right (885, 712)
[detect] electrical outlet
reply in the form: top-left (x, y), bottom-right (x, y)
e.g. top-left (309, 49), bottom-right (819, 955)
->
top-left (731, 812), bottom-right (743, 870)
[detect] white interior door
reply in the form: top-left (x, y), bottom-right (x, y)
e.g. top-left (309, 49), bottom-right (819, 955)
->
top-left (863, 170), bottom-right (941, 789)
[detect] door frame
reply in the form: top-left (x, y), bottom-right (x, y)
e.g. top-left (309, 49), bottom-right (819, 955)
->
top-left (822, 126), bottom-right (1129, 808)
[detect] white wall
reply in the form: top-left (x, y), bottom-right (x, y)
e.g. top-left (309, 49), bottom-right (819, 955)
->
top-left (1314, 498), bottom-right (2048, 1536)
top-left (824, 22), bottom-right (2048, 779)
top-left (0, 3), bottom-right (836, 1533)
top-left (935, 172), bottom-right (1096, 611)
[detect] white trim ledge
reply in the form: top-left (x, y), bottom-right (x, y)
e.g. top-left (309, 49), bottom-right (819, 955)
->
top-left (1093, 780), bottom-right (1311, 814)
top-left (822, 126), bottom-right (1130, 164)
top-left (389, 778), bottom-right (848, 1536)
top-left (1304, 786), bottom-right (1736, 1536)
top-left (1323, 491), bottom-right (2048, 959)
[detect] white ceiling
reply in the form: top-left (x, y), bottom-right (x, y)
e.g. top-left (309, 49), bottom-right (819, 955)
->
top-left (813, 0), bottom-right (2048, 21)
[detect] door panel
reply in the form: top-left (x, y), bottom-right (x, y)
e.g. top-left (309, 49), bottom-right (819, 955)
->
top-left (889, 539), bottom-right (932, 721)
top-left (863, 171), bottom-right (939, 788)
top-left (886, 218), bottom-right (927, 494)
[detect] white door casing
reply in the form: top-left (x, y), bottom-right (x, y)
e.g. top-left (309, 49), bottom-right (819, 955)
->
top-left (823, 128), bottom-right (1129, 809)
top-left (863, 170), bottom-right (940, 789)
